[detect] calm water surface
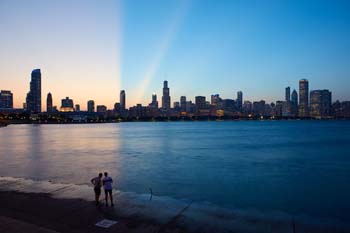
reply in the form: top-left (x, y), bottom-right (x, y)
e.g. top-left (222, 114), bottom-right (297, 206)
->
top-left (0, 121), bottom-right (349, 222)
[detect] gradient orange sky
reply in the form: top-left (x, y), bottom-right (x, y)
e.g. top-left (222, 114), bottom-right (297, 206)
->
top-left (1, 0), bottom-right (349, 110)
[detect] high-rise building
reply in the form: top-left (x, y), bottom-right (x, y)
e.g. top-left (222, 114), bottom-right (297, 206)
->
top-left (253, 100), bottom-right (266, 116)
top-left (173, 102), bottom-right (180, 111)
top-left (120, 90), bottom-right (126, 110)
top-left (243, 101), bottom-right (252, 115)
top-left (162, 80), bottom-right (170, 110)
top-left (60, 97), bottom-right (74, 112)
top-left (291, 89), bottom-right (298, 116)
top-left (186, 101), bottom-right (195, 113)
top-left (282, 101), bottom-right (292, 117)
top-left (275, 101), bottom-right (283, 117)
top-left (291, 89), bottom-right (298, 104)
top-left (26, 69), bottom-right (42, 113)
top-left (46, 92), bottom-right (53, 112)
top-left (0, 90), bottom-right (13, 109)
top-left (222, 99), bottom-right (235, 112)
top-left (97, 105), bottom-right (107, 113)
top-left (298, 79), bottom-right (309, 117)
top-left (285, 87), bottom-right (290, 102)
top-left (180, 96), bottom-right (186, 112)
top-left (341, 101), bottom-right (350, 118)
top-left (114, 103), bottom-right (121, 113)
top-left (87, 100), bottom-right (95, 113)
top-left (75, 104), bottom-right (80, 112)
top-left (195, 96), bottom-right (206, 110)
top-left (150, 93), bottom-right (158, 108)
top-left (237, 91), bottom-right (243, 111)
top-left (211, 94), bottom-right (220, 106)
top-left (310, 90), bottom-right (332, 118)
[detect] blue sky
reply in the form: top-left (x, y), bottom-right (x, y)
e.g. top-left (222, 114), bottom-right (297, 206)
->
top-left (0, 0), bottom-right (349, 109)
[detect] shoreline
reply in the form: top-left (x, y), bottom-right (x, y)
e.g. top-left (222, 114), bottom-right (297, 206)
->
top-left (1, 118), bottom-right (349, 126)
top-left (0, 177), bottom-right (349, 233)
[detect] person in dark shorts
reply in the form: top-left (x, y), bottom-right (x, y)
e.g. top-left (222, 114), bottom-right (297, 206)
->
top-left (91, 173), bottom-right (103, 205)
top-left (102, 172), bottom-right (114, 207)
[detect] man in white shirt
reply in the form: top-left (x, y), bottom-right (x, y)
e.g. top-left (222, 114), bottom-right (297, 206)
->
top-left (103, 172), bottom-right (114, 207)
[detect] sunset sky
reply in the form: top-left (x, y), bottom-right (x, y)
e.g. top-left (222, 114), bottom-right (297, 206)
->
top-left (1, 0), bottom-right (349, 110)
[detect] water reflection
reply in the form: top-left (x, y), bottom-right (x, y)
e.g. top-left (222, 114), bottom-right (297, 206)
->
top-left (0, 121), bottom-right (350, 222)
top-left (0, 124), bottom-right (122, 185)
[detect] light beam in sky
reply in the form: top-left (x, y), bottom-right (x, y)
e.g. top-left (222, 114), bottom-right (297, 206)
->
top-left (134, 0), bottom-right (192, 104)
top-left (115, 0), bottom-right (123, 95)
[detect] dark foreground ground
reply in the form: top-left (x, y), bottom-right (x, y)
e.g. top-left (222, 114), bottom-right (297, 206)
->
top-left (1, 190), bottom-right (349, 233)
top-left (0, 191), bottom-right (183, 233)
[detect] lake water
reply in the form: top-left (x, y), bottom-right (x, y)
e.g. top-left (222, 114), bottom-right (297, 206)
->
top-left (0, 121), bottom-right (349, 224)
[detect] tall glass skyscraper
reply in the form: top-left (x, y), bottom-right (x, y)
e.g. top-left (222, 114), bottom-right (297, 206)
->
top-left (0, 90), bottom-right (13, 109)
top-left (310, 90), bottom-right (332, 117)
top-left (87, 100), bottom-right (95, 113)
top-left (120, 90), bottom-right (126, 110)
top-left (150, 93), bottom-right (158, 108)
top-left (298, 79), bottom-right (309, 117)
top-left (291, 89), bottom-right (298, 116)
top-left (180, 96), bottom-right (186, 112)
top-left (26, 69), bottom-right (42, 113)
top-left (285, 87), bottom-right (290, 102)
top-left (237, 91), bottom-right (243, 111)
top-left (162, 80), bottom-right (170, 110)
top-left (47, 92), bottom-right (53, 112)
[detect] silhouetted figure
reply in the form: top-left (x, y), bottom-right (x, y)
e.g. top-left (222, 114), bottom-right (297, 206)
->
top-left (103, 172), bottom-right (114, 207)
top-left (91, 173), bottom-right (103, 205)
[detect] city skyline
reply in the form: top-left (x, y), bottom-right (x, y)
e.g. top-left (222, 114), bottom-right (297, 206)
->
top-left (0, 68), bottom-right (348, 112)
top-left (1, 0), bottom-right (349, 109)
top-left (0, 68), bottom-right (346, 110)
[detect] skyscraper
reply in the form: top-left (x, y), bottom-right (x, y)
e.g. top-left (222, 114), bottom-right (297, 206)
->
top-left (97, 105), bottom-right (107, 113)
top-left (120, 90), bottom-right (126, 110)
top-left (162, 80), bottom-right (170, 110)
top-left (298, 79), bottom-right (309, 117)
top-left (180, 96), bottom-right (186, 112)
top-left (285, 87), bottom-right (290, 102)
top-left (310, 90), bottom-right (332, 118)
top-left (253, 100), bottom-right (266, 116)
top-left (26, 69), bottom-right (42, 113)
top-left (173, 102), bottom-right (180, 111)
top-left (195, 96), bottom-right (206, 110)
top-left (87, 100), bottom-right (95, 113)
top-left (211, 94), bottom-right (220, 106)
top-left (75, 104), bottom-right (80, 112)
top-left (114, 103), bottom-right (121, 113)
top-left (0, 90), bottom-right (13, 109)
top-left (291, 89), bottom-right (298, 116)
top-left (47, 92), bottom-right (53, 112)
top-left (60, 97), bottom-right (74, 112)
top-left (150, 93), bottom-right (158, 108)
top-left (243, 101), bottom-right (252, 115)
top-left (237, 91), bottom-right (243, 111)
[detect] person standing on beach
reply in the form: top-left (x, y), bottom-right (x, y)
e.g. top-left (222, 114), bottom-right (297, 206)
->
top-left (91, 173), bottom-right (103, 205)
top-left (103, 172), bottom-right (114, 207)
